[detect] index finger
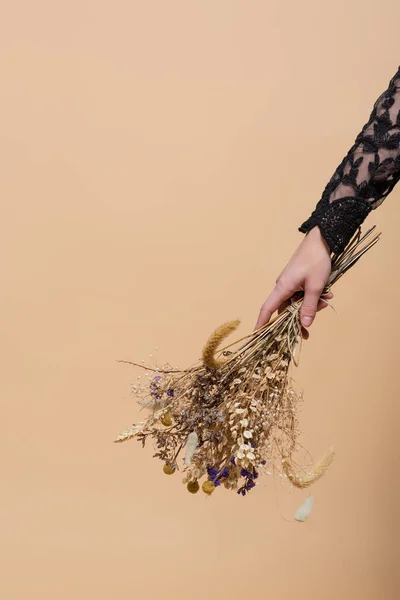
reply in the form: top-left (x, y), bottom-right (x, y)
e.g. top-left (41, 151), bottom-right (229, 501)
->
top-left (254, 285), bottom-right (293, 331)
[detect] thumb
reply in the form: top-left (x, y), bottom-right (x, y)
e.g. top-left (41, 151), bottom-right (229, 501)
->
top-left (300, 281), bottom-right (324, 328)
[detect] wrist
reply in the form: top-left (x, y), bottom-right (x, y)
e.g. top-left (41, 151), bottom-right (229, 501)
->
top-left (306, 226), bottom-right (331, 256)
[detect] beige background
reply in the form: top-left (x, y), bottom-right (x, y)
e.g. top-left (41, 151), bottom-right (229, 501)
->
top-left (2, 2), bottom-right (400, 599)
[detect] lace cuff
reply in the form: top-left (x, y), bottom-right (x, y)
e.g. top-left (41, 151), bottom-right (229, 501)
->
top-left (299, 197), bottom-right (372, 254)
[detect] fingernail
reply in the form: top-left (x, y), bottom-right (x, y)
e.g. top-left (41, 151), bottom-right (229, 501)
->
top-left (302, 316), bottom-right (313, 327)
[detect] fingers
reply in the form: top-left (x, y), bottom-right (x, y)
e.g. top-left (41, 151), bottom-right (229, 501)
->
top-left (321, 290), bottom-right (334, 300)
top-left (301, 326), bottom-right (309, 340)
top-left (280, 291), bottom-right (332, 316)
top-left (318, 290), bottom-right (333, 311)
top-left (300, 280), bottom-right (326, 328)
top-left (255, 286), bottom-right (333, 334)
top-left (277, 298), bottom-right (291, 315)
top-left (254, 284), bottom-right (293, 331)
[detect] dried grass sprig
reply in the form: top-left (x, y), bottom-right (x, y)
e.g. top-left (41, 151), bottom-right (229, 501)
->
top-left (282, 447), bottom-right (336, 489)
top-left (115, 227), bottom-right (380, 497)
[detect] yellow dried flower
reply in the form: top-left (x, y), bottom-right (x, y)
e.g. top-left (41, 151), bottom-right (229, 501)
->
top-left (187, 480), bottom-right (200, 494)
top-left (161, 412), bottom-right (173, 427)
top-left (202, 481), bottom-right (215, 495)
top-left (163, 464), bottom-right (175, 475)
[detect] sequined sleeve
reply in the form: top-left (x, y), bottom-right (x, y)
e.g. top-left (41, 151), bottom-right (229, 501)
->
top-left (300, 66), bottom-right (400, 254)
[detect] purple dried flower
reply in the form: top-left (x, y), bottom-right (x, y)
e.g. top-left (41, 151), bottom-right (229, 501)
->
top-left (240, 468), bottom-right (252, 479)
top-left (207, 467), bottom-right (218, 481)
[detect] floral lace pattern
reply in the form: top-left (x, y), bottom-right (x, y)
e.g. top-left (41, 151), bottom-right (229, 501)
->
top-left (300, 66), bottom-right (400, 253)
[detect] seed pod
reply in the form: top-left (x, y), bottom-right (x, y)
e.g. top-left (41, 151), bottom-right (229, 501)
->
top-left (161, 413), bottom-right (173, 427)
top-left (187, 480), bottom-right (200, 494)
top-left (163, 464), bottom-right (175, 475)
top-left (202, 481), bottom-right (215, 495)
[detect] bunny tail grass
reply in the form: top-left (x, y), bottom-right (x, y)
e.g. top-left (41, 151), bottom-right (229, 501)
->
top-left (202, 319), bottom-right (241, 369)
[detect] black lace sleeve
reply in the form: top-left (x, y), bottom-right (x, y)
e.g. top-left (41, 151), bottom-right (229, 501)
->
top-left (300, 66), bottom-right (400, 254)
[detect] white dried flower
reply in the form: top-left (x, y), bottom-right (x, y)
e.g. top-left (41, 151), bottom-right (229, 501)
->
top-left (294, 497), bottom-right (314, 522)
top-left (184, 431), bottom-right (199, 466)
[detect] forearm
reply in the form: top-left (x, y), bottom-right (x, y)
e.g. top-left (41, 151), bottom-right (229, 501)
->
top-left (300, 66), bottom-right (400, 254)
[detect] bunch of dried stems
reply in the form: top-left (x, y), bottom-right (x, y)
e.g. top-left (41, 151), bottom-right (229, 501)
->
top-left (115, 228), bottom-right (380, 496)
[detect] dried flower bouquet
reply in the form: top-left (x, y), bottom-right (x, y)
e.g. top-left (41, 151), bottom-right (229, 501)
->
top-left (115, 227), bottom-right (380, 496)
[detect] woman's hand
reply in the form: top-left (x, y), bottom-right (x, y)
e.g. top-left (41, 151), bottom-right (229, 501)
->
top-left (254, 226), bottom-right (332, 339)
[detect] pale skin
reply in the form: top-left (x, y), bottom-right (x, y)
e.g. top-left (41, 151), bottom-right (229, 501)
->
top-left (254, 226), bottom-right (333, 339)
